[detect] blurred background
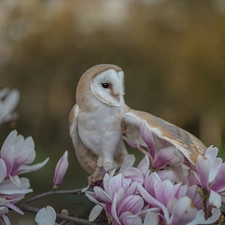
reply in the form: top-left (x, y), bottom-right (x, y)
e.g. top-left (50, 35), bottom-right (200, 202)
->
top-left (0, 0), bottom-right (225, 224)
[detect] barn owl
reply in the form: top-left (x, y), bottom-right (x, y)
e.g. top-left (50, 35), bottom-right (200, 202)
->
top-left (69, 64), bottom-right (206, 183)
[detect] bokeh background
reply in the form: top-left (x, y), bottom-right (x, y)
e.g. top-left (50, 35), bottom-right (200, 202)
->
top-left (0, 0), bottom-right (225, 224)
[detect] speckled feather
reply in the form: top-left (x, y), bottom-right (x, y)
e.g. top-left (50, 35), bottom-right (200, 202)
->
top-left (122, 108), bottom-right (206, 164)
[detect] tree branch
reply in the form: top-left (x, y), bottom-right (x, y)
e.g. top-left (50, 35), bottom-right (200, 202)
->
top-left (25, 189), bottom-right (83, 204)
top-left (17, 203), bottom-right (105, 225)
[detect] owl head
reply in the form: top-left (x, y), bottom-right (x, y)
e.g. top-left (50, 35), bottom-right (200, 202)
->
top-left (76, 64), bottom-right (125, 110)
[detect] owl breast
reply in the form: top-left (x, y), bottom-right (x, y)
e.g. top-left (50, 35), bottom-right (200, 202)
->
top-left (77, 107), bottom-right (124, 155)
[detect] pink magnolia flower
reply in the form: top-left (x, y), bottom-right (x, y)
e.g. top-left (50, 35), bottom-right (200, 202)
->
top-left (191, 146), bottom-right (223, 221)
top-left (86, 155), bottom-right (165, 224)
top-left (0, 177), bottom-right (32, 223)
top-left (0, 130), bottom-right (49, 186)
top-left (0, 88), bottom-right (20, 125)
top-left (86, 136), bottom-right (225, 225)
top-left (35, 206), bottom-right (56, 225)
top-left (138, 183), bottom-right (197, 225)
top-left (118, 155), bottom-right (147, 184)
top-left (53, 150), bottom-right (69, 189)
top-left (0, 159), bottom-right (7, 183)
top-left (195, 146), bottom-right (225, 196)
top-left (169, 164), bottom-right (197, 186)
top-left (86, 170), bottom-right (141, 223)
top-left (112, 194), bottom-right (159, 225)
top-left (138, 155), bottom-right (221, 224)
top-left (139, 168), bottom-right (195, 223)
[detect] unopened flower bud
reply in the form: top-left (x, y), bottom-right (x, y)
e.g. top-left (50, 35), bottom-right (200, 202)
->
top-left (53, 150), bottom-right (69, 189)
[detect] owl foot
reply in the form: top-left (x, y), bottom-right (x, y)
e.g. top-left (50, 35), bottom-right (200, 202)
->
top-left (103, 161), bottom-right (114, 172)
top-left (88, 166), bottom-right (103, 185)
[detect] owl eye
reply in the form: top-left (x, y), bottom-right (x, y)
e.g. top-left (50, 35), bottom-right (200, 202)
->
top-left (101, 83), bottom-right (110, 88)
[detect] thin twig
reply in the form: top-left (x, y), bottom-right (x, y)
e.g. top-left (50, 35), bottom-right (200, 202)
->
top-left (59, 220), bottom-right (67, 225)
top-left (25, 189), bottom-right (83, 204)
top-left (17, 203), bottom-right (105, 225)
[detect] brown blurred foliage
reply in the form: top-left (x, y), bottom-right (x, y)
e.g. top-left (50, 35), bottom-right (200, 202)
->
top-left (0, 0), bottom-right (225, 222)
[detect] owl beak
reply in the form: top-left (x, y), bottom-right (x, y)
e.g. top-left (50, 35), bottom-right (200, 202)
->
top-left (112, 90), bottom-right (120, 96)
top-left (111, 91), bottom-right (121, 102)
top-left (113, 92), bottom-right (119, 97)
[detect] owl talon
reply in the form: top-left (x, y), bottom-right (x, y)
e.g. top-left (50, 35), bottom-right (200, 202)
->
top-left (103, 161), bottom-right (114, 172)
top-left (88, 166), bottom-right (102, 185)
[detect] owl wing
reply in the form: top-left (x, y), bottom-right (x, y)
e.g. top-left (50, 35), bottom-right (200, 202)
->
top-left (69, 104), bottom-right (97, 174)
top-left (122, 107), bottom-right (206, 165)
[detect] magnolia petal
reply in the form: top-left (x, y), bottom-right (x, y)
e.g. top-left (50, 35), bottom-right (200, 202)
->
top-left (211, 163), bottom-right (225, 193)
top-left (209, 158), bottom-right (222, 182)
top-left (0, 188), bottom-right (33, 195)
top-left (0, 177), bottom-right (32, 194)
top-left (144, 172), bottom-right (161, 197)
top-left (89, 205), bottom-right (103, 222)
top-left (23, 136), bottom-right (35, 152)
top-left (137, 185), bottom-right (169, 222)
top-left (109, 168), bottom-right (116, 178)
top-left (122, 136), bottom-right (139, 149)
top-left (111, 192), bottom-right (122, 225)
top-left (2, 215), bottom-right (11, 225)
top-left (177, 185), bottom-right (188, 199)
top-left (6, 202), bottom-right (24, 215)
top-left (196, 155), bottom-right (210, 188)
top-left (157, 170), bottom-right (176, 183)
top-left (126, 181), bottom-right (138, 196)
top-left (35, 206), bottom-right (56, 225)
top-left (155, 180), bottom-right (175, 207)
top-left (2, 130), bottom-right (17, 145)
top-left (109, 174), bottom-right (129, 198)
top-left (137, 155), bottom-right (150, 177)
top-left (144, 211), bottom-right (159, 225)
top-left (209, 190), bottom-right (221, 208)
top-left (187, 185), bottom-right (202, 210)
top-left (13, 149), bottom-right (36, 171)
top-left (188, 171), bottom-right (199, 186)
top-left (173, 182), bottom-right (182, 197)
top-left (205, 146), bottom-right (218, 164)
top-left (140, 120), bottom-right (157, 158)
top-left (114, 188), bottom-right (125, 206)
top-left (120, 167), bottom-right (144, 184)
top-left (9, 175), bottom-right (20, 187)
top-left (0, 159), bottom-right (7, 183)
top-left (119, 155), bottom-right (135, 172)
top-left (118, 195), bottom-right (144, 216)
top-left (14, 135), bottom-right (24, 152)
top-left (18, 177), bottom-right (30, 189)
top-left (189, 208), bottom-right (221, 225)
top-left (1, 130), bottom-right (17, 155)
top-left (0, 199), bottom-right (8, 207)
top-left (1, 142), bottom-right (15, 174)
top-left (103, 173), bottom-right (110, 194)
top-left (53, 151), bottom-right (69, 187)
top-left (120, 212), bottom-right (142, 225)
top-left (171, 164), bottom-right (190, 184)
top-left (18, 157), bottom-right (49, 174)
top-left (111, 189), bottom-right (129, 224)
top-left (85, 192), bottom-right (103, 206)
top-left (154, 147), bottom-right (183, 169)
top-left (94, 186), bottom-right (111, 202)
top-left (170, 196), bottom-right (197, 225)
